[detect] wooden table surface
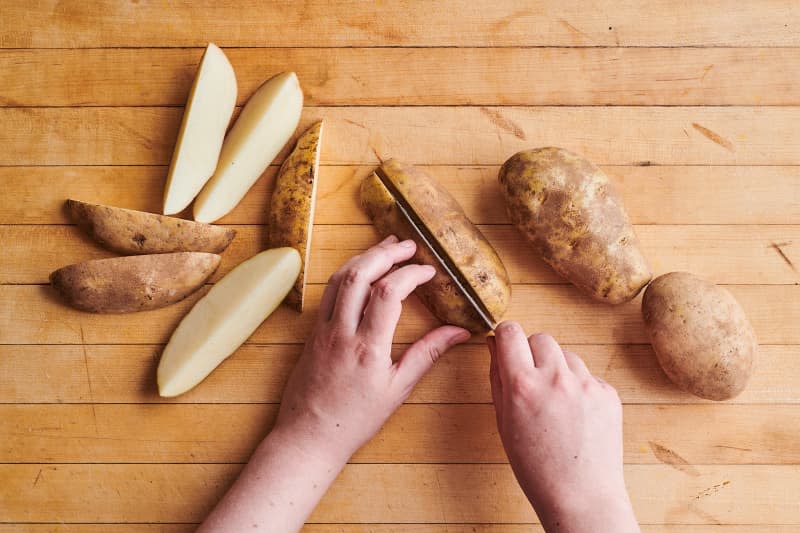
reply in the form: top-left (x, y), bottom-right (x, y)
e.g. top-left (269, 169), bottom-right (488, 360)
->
top-left (2, 1), bottom-right (800, 531)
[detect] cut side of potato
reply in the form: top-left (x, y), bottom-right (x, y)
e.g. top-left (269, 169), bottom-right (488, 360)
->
top-left (50, 252), bottom-right (221, 313)
top-left (163, 43), bottom-right (237, 215)
top-left (67, 199), bottom-right (236, 255)
top-left (157, 247), bottom-right (301, 397)
top-left (193, 71), bottom-right (304, 223)
top-left (266, 121), bottom-right (323, 311)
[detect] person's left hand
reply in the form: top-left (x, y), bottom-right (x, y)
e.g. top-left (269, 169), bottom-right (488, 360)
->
top-left (273, 235), bottom-right (471, 466)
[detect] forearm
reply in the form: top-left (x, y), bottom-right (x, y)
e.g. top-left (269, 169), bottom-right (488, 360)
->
top-left (198, 426), bottom-right (346, 533)
top-left (535, 488), bottom-right (640, 533)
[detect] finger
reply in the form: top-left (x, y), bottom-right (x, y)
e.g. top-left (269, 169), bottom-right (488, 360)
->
top-left (488, 336), bottom-right (504, 421)
top-left (331, 238), bottom-right (418, 329)
top-left (393, 325), bottom-right (471, 395)
top-left (563, 350), bottom-right (592, 378)
top-left (317, 235), bottom-right (399, 323)
top-left (528, 332), bottom-right (568, 371)
top-left (357, 264), bottom-right (436, 346)
top-left (493, 321), bottom-right (535, 385)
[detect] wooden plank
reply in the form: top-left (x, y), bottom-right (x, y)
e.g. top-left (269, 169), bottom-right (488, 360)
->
top-left (3, 48), bottom-right (799, 107)
top-left (1, 526), bottom-right (796, 533)
top-left (2, 1), bottom-right (798, 47)
top-left (1, 284), bottom-right (797, 345)
top-left (0, 344), bottom-right (796, 405)
top-left (1, 464), bottom-right (797, 524)
top-left (4, 165), bottom-right (800, 226)
top-left (4, 107), bottom-right (800, 166)
top-left (2, 404), bottom-right (797, 465)
top-left (4, 224), bottom-right (799, 286)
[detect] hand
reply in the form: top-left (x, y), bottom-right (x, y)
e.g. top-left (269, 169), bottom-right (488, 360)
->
top-left (488, 321), bottom-right (640, 533)
top-left (275, 235), bottom-right (471, 465)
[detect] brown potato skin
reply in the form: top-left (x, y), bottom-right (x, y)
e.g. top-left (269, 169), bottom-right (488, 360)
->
top-left (361, 160), bottom-right (510, 333)
top-left (50, 252), bottom-right (221, 313)
top-left (498, 147), bottom-right (651, 304)
top-left (67, 199), bottom-right (236, 255)
top-left (267, 121), bottom-right (322, 311)
top-left (642, 272), bottom-right (757, 400)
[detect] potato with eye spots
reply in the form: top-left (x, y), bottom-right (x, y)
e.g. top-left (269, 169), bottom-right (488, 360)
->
top-left (498, 147), bottom-right (651, 304)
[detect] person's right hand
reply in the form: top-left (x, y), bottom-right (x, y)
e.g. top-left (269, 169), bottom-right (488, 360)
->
top-left (488, 321), bottom-right (640, 533)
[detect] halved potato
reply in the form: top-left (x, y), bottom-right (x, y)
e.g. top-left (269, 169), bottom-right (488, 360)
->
top-left (193, 72), bottom-right (304, 223)
top-left (163, 43), bottom-right (237, 215)
top-left (157, 247), bottom-right (301, 397)
top-left (50, 252), bottom-right (220, 313)
top-left (67, 199), bottom-right (236, 255)
top-left (267, 121), bottom-right (323, 311)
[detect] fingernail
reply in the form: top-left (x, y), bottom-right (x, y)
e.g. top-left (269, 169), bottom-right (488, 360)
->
top-left (454, 330), bottom-right (471, 343)
top-left (382, 235), bottom-right (399, 244)
top-left (399, 239), bottom-right (415, 248)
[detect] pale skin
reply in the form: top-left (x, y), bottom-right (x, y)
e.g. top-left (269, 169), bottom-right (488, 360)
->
top-left (198, 236), bottom-right (640, 533)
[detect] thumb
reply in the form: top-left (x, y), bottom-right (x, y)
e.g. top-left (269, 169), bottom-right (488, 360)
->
top-left (394, 325), bottom-right (471, 396)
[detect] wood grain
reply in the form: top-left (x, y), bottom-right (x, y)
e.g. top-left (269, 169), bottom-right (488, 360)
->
top-left (2, 284), bottom-right (797, 345)
top-left (2, 47), bottom-right (798, 107)
top-left (4, 107), bottom-right (800, 166)
top-left (1, 464), bottom-right (798, 524)
top-left (1, 344), bottom-right (796, 405)
top-left (2, 0), bottom-right (798, 47)
top-left (4, 165), bottom-right (800, 226)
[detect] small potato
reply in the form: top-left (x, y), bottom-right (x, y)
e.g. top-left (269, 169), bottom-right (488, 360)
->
top-left (361, 159), bottom-right (510, 333)
top-left (50, 252), bottom-right (220, 313)
top-left (642, 272), bottom-right (757, 400)
top-left (67, 199), bottom-right (235, 255)
top-left (499, 147), bottom-right (651, 304)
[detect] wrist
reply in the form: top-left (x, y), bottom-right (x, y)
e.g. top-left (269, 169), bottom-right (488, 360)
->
top-left (535, 484), bottom-right (638, 533)
top-left (268, 418), bottom-right (353, 471)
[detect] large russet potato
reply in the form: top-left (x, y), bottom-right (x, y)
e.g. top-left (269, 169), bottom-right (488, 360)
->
top-left (50, 252), bottom-right (221, 313)
top-left (642, 272), bottom-right (757, 400)
top-left (361, 159), bottom-right (510, 333)
top-left (498, 147), bottom-right (651, 304)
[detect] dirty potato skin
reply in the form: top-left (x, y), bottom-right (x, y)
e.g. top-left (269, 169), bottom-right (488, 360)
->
top-left (642, 272), bottom-right (757, 400)
top-left (67, 199), bottom-right (236, 255)
top-left (50, 252), bottom-right (221, 313)
top-left (498, 147), bottom-right (651, 304)
top-left (267, 121), bottom-right (323, 311)
top-left (361, 160), bottom-right (510, 333)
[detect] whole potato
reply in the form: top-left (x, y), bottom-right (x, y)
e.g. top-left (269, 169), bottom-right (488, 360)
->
top-left (642, 272), bottom-right (757, 400)
top-left (361, 159), bottom-right (510, 333)
top-left (498, 147), bottom-right (651, 304)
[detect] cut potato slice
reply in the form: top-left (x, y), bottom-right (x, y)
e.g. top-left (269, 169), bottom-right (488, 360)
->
top-left (193, 72), bottom-right (304, 223)
top-left (157, 247), bottom-right (301, 397)
top-left (50, 252), bottom-right (221, 313)
top-left (163, 43), bottom-right (237, 215)
top-left (67, 199), bottom-right (236, 255)
top-left (267, 121), bottom-right (323, 311)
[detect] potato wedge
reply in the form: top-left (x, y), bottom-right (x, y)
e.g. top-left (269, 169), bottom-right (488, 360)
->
top-left (163, 43), bottom-right (237, 215)
top-left (67, 199), bottom-right (236, 255)
top-left (157, 247), bottom-right (301, 397)
top-left (193, 72), bottom-right (304, 223)
top-left (361, 160), bottom-right (510, 333)
top-left (50, 252), bottom-right (220, 313)
top-left (266, 121), bottom-right (323, 311)
top-left (499, 147), bottom-right (651, 304)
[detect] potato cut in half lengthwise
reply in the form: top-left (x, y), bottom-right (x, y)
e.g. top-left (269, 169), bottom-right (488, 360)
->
top-left (67, 199), bottom-right (236, 255)
top-left (50, 252), bottom-right (221, 313)
top-left (193, 72), bottom-right (304, 223)
top-left (157, 247), bottom-right (301, 397)
top-left (163, 43), bottom-right (237, 215)
top-left (360, 159), bottom-right (510, 333)
top-left (267, 121), bottom-right (323, 311)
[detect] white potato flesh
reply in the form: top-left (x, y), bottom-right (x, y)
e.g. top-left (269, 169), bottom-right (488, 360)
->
top-left (163, 43), bottom-right (237, 215)
top-left (193, 71), bottom-right (304, 223)
top-left (157, 247), bottom-right (301, 397)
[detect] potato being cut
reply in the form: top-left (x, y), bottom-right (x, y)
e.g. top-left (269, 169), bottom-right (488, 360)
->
top-left (157, 247), bottom-right (301, 397)
top-left (163, 43), bottom-right (237, 215)
top-left (267, 121), bottom-right (323, 311)
top-left (67, 199), bottom-right (236, 255)
top-left (193, 72), bottom-right (304, 223)
top-left (50, 252), bottom-right (220, 313)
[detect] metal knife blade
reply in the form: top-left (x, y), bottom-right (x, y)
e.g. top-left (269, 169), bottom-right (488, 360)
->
top-left (393, 198), bottom-right (496, 331)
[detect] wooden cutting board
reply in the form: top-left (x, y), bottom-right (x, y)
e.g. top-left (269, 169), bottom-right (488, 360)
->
top-left (1, 1), bottom-right (799, 531)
